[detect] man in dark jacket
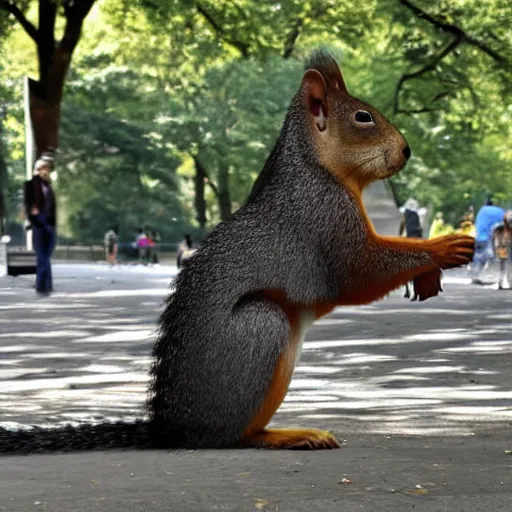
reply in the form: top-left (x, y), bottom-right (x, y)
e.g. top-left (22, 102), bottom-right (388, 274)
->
top-left (24, 158), bottom-right (57, 295)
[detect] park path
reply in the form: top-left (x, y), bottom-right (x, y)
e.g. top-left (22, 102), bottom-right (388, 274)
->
top-left (0, 264), bottom-right (511, 512)
top-left (0, 264), bottom-right (511, 436)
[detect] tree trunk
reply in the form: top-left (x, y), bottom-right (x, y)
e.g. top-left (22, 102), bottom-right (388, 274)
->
top-left (0, 1), bottom-right (97, 158)
top-left (217, 167), bottom-right (232, 222)
top-left (30, 79), bottom-right (61, 157)
top-left (192, 156), bottom-right (207, 230)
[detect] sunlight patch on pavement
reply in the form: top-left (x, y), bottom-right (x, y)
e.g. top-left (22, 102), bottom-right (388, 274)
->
top-left (0, 372), bottom-right (149, 392)
top-left (325, 354), bottom-right (397, 365)
top-left (295, 365), bottom-right (341, 374)
top-left (26, 352), bottom-right (90, 359)
top-left (281, 398), bottom-right (442, 410)
top-left (370, 426), bottom-right (474, 436)
top-left (74, 329), bottom-right (155, 343)
top-left (78, 364), bottom-right (128, 373)
top-left (393, 365), bottom-right (466, 374)
top-left (0, 345), bottom-right (52, 353)
top-left (289, 378), bottom-right (330, 389)
top-left (0, 368), bottom-right (48, 379)
top-left (442, 276), bottom-right (473, 285)
top-left (436, 405), bottom-right (512, 418)
top-left (0, 302), bottom-right (93, 310)
top-left (57, 288), bottom-right (169, 298)
top-left (0, 330), bottom-right (91, 339)
top-left (437, 341), bottom-right (512, 353)
top-left (315, 318), bottom-right (353, 326)
top-left (304, 338), bottom-right (401, 349)
top-left (406, 332), bottom-right (475, 342)
top-left (333, 307), bottom-right (480, 316)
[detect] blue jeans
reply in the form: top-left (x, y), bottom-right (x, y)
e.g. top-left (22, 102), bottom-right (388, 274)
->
top-left (471, 240), bottom-right (493, 278)
top-left (33, 224), bottom-right (56, 293)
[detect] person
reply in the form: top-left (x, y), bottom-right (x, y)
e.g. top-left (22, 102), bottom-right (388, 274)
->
top-left (103, 225), bottom-right (119, 266)
top-left (149, 230), bottom-right (161, 264)
top-left (492, 210), bottom-right (512, 290)
top-left (24, 158), bottom-right (57, 295)
top-left (135, 228), bottom-right (149, 265)
top-left (176, 234), bottom-right (195, 269)
top-left (399, 198), bottom-right (426, 298)
top-left (456, 213), bottom-right (476, 237)
top-left (429, 211), bottom-right (453, 238)
top-left (471, 197), bottom-right (505, 284)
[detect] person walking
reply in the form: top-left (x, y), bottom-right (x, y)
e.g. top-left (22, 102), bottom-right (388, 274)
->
top-left (136, 228), bottom-right (149, 265)
top-left (24, 158), bottom-right (57, 295)
top-left (176, 234), bottom-right (195, 269)
top-left (149, 230), bottom-right (161, 265)
top-left (103, 225), bottom-right (119, 266)
top-left (492, 210), bottom-right (512, 290)
top-left (471, 197), bottom-right (505, 284)
top-left (399, 198), bottom-right (426, 299)
top-left (429, 211), bottom-right (453, 238)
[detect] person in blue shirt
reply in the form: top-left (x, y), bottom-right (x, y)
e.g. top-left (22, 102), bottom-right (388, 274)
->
top-left (471, 197), bottom-right (505, 284)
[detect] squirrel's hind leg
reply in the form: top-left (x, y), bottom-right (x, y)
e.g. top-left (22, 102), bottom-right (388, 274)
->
top-left (242, 428), bottom-right (340, 450)
top-left (240, 298), bottom-right (340, 450)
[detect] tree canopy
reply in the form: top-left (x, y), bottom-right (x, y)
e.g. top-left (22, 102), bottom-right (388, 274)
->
top-left (1, 0), bottom-right (511, 243)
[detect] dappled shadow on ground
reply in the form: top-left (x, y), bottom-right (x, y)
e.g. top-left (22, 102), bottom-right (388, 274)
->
top-left (0, 273), bottom-right (511, 437)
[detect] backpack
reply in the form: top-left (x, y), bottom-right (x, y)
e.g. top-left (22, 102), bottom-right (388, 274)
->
top-left (404, 209), bottom-right (423, 238)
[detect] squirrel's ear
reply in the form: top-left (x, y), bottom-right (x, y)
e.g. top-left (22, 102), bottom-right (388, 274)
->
top-left (302, 69), bottom-right (328, 132)
top-left (329, 63), bottom-right (348, 93)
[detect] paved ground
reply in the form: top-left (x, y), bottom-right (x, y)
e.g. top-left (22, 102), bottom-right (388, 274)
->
top-left (0, 263), bottom-right (511, 511)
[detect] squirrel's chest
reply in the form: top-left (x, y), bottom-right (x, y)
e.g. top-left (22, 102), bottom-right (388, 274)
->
top-left (284, 309), bottom-right (316, 371)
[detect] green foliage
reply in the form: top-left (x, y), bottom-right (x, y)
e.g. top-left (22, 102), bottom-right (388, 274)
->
top-left (57, 92), bottom-right (187, 244)
top-left (159, 56), bottom-right (303, 213)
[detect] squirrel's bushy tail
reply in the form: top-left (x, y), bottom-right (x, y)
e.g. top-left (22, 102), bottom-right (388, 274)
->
top-left (0, 420), bottom-right (152, 454)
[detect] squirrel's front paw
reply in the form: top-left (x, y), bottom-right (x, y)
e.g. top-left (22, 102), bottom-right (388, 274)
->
top-left (430, 234), bottom-right (474, 270)
top-left (411, 268), bottom-right (443, 302)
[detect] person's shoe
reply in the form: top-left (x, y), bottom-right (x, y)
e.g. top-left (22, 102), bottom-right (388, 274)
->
top-left (471, 278), bottom-right (484, 285)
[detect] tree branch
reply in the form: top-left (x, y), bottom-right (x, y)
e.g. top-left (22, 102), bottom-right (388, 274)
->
top-left (0, 0), bottom-right (38, 42)
top-left (283, 18), bottom-right (303, 59)
top-left (193, 154), bottom-right (219, 198)
top-left (59, 0), bottom-right (96, 54)
top-left (398, 0), bottom-right (509, 65)
top-left (195, 2), bottom-right (250, 58)
top-left (46, 0), bottom-right (96, 104)
top-left (393, 35), bottom-right (462, 113)
top-left (396, 107), bottom-right (442, 115)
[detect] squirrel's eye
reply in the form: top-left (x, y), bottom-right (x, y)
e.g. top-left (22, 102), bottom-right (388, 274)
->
top-left (355, 111), bottom-right (374, 123)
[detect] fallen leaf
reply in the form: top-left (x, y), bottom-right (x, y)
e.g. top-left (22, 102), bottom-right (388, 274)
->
top-left (254, 498), bottom-right (269, 510)
top-left (402, 488), bottom-right (429, 496)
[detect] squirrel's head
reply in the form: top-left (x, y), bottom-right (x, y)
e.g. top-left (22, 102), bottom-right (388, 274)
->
top-left (299, 50), bottom-right (410, 188)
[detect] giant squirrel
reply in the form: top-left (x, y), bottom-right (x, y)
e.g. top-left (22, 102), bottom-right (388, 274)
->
top-left (0, 50), bottom-right (474, 453)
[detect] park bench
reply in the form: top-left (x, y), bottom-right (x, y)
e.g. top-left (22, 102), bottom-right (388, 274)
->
top-left (6, 248), bottom-right (37, 276)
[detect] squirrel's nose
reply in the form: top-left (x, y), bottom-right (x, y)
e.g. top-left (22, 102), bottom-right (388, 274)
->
top-left (403, 145), bottom-right (411, 160)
